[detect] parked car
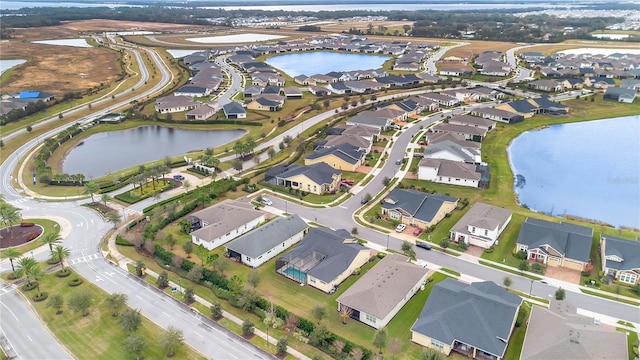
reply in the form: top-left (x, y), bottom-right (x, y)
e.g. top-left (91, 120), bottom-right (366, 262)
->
top-left (173, 175), bottom-right (185, 181)
top-left (395, 159), bottom-right (403, 165)
top-left (395, 224), bottom-right (407, 232)
top-left (413, 228), bottom-right (423, 236)
top-left (416, 241), bottom-right (432, 250)
top-left (360, 198), bottom-right (369, 205)
top-left (261, 197), bottom-right (273, 206)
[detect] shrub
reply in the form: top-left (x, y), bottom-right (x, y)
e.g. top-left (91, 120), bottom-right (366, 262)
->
top-left (242, 321), bottom-right (255, 336)
top-left (555, 287), bottom-right (566, 300)
top-left (33, 292), bottom-right (48, 302)
top-left (116, 235), bottom-right (134, 246)
top-left (376, 252), bottom-right (386, 259)
top-left (56, 268), bottom-right (72, 277)
top-left (581, 271), bottom-right (591, 277)
top-left (22, 282), bottom-right (38, 291)
top-left (515, 308), bottom-right (526, 327)
top-left (68, 278), bottom-right (84, 287)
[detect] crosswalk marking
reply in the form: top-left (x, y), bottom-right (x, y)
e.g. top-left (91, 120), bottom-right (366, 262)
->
top-left (70, 253), bottom-right (100, 265)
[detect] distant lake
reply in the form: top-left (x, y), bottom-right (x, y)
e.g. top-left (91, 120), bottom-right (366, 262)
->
top-left (0, 59), bottom-right (26, 74)
top-left (265, 52), bottom-right (390, 77)
top-left (33, 39), bottom-right (92, 48)
top-left (508, 116), bottom-right (640, 228)
top-left (62, 126), bottom-right (245, 178)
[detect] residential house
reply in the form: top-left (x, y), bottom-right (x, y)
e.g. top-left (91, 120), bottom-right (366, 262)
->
top-left (421, 93), bottom-right (460, 107)
top-left (328, 82), bottom-right (352, 94)
top-left (155, 95), bottom-right (200, 114)
top-left (515, 218), bottom-right (593, 271)
top-left (294, 75), bottom-right (315, 86)
top-left (603, 87), bottom-right (637, 103)
top-left (304, 143), bottom-right (366, 172)
top-left (341, 124), bottom-right (380, 142)
top-left (308, 85), bottom-right (331, 96)
top-left (222, 102), bottom-right (247, 119)
top-left (528, 79), bottom-right (564, 92)
top-left (264, 163), bottom-right (341, 195)
top-left (243, 85), bottom-right (262, 98)
top-left (190, 199), bottom-right (266, 251)
top-left (600, 235), bottom-right (640, 285)
top-left (319, 134), bottom-right (372, 154)
top-left (448, 114), bottom-right (495, 132)
top-left (418, 158), bottom-right (483, 188)
top-left (282, 86), bottom-right (303, 99)
top-left (430, 123), bottom-right (489, 142)
top-left (450, 203), bottom-right (512, 249)
top-left (185, 102), bottom-right (218, 120)
top-left (247, 97), bottom-right (283, 111)
top-left (346, 111), bottom-right (391, 130)
top-left (423, 135), bottom-right (482, 164)
top-left (337, 254), bottom-right (428, 329)
top-left (381, 189), bottom-right (458, 229)
top-left (174, 85), bottom-right (211, 98)
top-left (470, 107), bottom-right (524, 124)
top-left (520, 300), bottom-right (628, 360)
top-left (226, 214), bottom-right (308, 268)
top-left (411, 279), bottom-right (522, 360)
top-left (275, 227), bottom-right (371, 293)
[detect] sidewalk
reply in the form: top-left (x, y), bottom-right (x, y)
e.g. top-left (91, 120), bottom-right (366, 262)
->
top-left (104, 224), bottom-right (310, 360)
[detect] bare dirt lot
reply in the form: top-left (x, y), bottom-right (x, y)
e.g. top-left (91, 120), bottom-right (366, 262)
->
top-left (1, 20), bottom-right (211, 97)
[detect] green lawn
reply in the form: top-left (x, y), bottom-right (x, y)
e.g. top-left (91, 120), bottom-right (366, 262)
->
top-left (20, 270), bottom-right (205, 360)
top-left (480, 213), bottom-right (527, 268)
top-left (617, 325), bottom-right (639, 360)
top-left (503, 303), bottom-right (531, 360)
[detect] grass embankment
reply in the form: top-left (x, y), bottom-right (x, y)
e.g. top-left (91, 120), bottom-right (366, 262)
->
top-left (579, 289), bottom-right (640, 307)
top-left (19, 270), bottom-right (205, 360)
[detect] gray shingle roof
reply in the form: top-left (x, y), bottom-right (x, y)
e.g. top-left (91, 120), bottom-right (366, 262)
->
top-left (450, 202), bottom-right (512, 236)
top-left (382, 189), bottom-right (457, 224)
top-left (190, 199), bottom-right (265, 243)
top-left (225, 215), bottom-right (308, 258)
top-left (337, 254), bottom-right (427, 319)
top-left (278, 227), bottom-right (366, 282)
top-left (276, 162), bottom-right (340, 186)
top-left (602, 235), bottom-right (640, 271)
top-left (306, 143), bottom-right (365, 165)
top-left (516, 218), bottom-right (593, 263)
top-left (411, 279), bottom-right (521, 358)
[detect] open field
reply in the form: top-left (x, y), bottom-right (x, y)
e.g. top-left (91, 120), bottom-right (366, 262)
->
top-left (444, 40), bottom-right (518, 58)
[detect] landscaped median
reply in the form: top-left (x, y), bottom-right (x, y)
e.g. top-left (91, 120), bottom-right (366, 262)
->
top-left (10, 268), bottom-right (205, 360)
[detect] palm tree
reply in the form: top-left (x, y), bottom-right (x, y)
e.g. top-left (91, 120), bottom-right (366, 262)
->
top-left (16, 256), bottom-right (37, 279)
top-left (84, 181), bottom-right (99, 203)
top-left (101, 193), bottom-right (112, 207)
top-left (0, 248), bottom-right (22, 273)
top-left (41, 233), bottom-right (62, 259)
top-left (26, 265), bottom-right (45, 294)
top-left (52, 245), bottom-right (71, 270)
top-left (0, 202), bottom-right (20, 233)
top-left (105, 211), bottom-right (121, 228)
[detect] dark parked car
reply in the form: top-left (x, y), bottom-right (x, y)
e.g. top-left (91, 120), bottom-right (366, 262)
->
top-left (173, 175), bottom-right (185, 181)
top-left (416, 241), bottom-right (432, 250)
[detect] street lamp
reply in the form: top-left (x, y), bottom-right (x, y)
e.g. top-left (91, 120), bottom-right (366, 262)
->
top-left (529, 279), bottom-right (534, 298)
top-left (386, 234), bottom-right (390, 250)
top-left (31, 251), bottom-right (34, 259)
top-left (179, 279), bottom-right (182, 294)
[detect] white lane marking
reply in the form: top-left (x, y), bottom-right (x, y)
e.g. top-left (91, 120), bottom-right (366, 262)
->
top-left (1, 302), bottom-right (19, 321)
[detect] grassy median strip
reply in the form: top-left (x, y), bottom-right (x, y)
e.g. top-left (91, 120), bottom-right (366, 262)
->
top-left (580, 288), bottom-right (640, 307)
top-left (20, 270), bottom-right (205, 360)
top-left (438, 267), bottom-right (461, 277)
top-left (478, 260), bottom-right (542, 281)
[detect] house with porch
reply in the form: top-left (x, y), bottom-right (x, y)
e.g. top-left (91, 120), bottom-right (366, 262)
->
top-left (449, 203), bottom-right (512, 249)
top-left (600, 235), bottom-right (640, 285)
top-left (336, 254), bottom-right (428, 329)
top-left (225, 215), bottom-right (308, 268)
top-left (381, 189), bottom-right (458, 229)
top-left (275, 227), bottom-right (370, 293)
top-left (411, 279), bottom-right (522, 360)
top-left (190, 199), bottom-right (266, 251)
top-left (264, 163), bottom-right (341, 195)
top-left (515, 218), bottom-right (593, 271)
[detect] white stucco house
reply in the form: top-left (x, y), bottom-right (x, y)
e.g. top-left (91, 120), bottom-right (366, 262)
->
top-left (449, 203), bottom-right (512, 249)
top-left (225, 215), bottom-right (308, 268)
top-left (190, 199), bottom-right (265, 251)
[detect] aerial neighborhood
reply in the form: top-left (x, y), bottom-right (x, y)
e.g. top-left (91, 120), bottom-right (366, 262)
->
top-left (1, 4), bottom-right (639, 360)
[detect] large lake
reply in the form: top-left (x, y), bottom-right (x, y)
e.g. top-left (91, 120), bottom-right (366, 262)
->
top-left (0, 59), bottom-right (26, 74)
top-left (62, 126), bottom-right (245, 178)
top-left (265, 52), bottom-right (390, 77)
top-left (508, 115), bottom-right (640, 228)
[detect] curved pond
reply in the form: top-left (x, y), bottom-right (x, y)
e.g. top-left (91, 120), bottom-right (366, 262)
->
top-left (264, 51), bottom-right (390, 77)
top-left (508, 115), bottom-right (639, 228)
top-left (62, 126), bottom-right (245, 177)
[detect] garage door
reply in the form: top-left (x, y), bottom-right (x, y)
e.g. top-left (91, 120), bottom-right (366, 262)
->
top-left (563, 259), bottom-right (584, 271)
